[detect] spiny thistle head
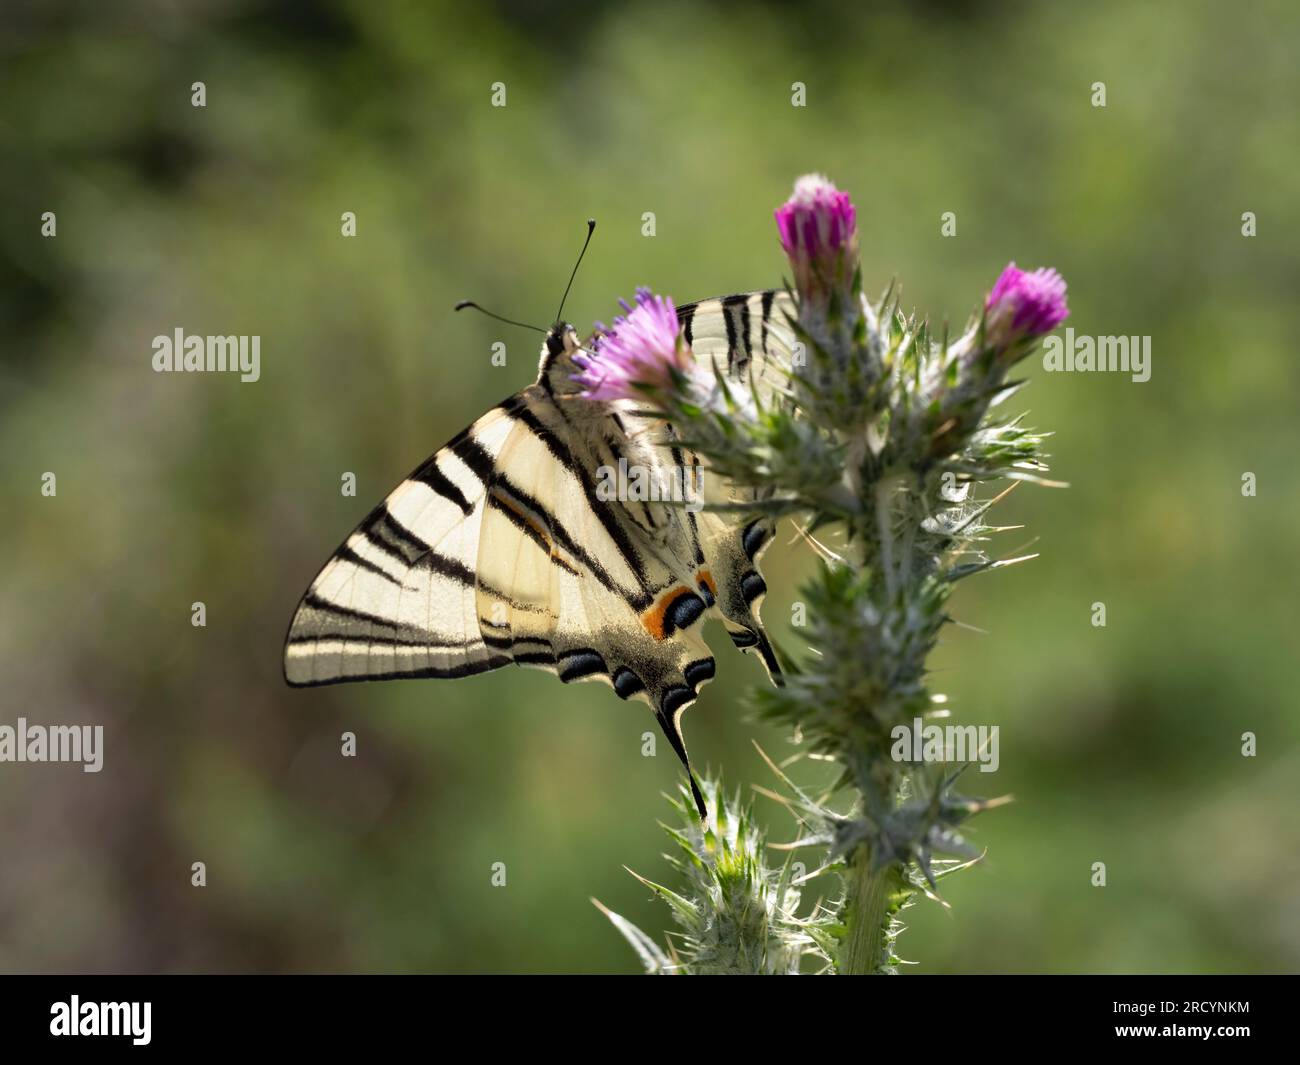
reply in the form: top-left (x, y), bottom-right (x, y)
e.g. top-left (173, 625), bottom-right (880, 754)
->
top-left (598, 778), bottom-right (831, 975)
top-left (839, 767), bottom-right (997, 884)
top-left (983, 262), bottom-right (1069, 356)
top-left (753, 564), bottom-right (940, 773)
top-left (874, 274), bottom-right (1063, 463)
top-left (572, 287), bottom-right (691, 401)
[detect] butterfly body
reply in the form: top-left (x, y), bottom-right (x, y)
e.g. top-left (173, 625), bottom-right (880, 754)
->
top-left (284, 292), bottom-right (795, 816)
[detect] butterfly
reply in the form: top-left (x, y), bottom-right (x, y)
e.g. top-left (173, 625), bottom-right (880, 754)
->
top-left (283, 275), bottom-right (796, 818)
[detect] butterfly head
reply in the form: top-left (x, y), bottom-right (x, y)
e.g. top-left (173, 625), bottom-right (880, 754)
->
top-left (545, 322), bottom-right (574, 358)
top-left (540, 321), bottom-right (585, 387)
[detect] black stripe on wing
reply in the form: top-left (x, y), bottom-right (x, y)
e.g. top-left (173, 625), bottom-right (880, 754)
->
top-left (675, 291), bottom-right (782, 379)
top-left (680, 302), bottom-right (696, 346)
top-left (411, 460), bottom-right (473, 514)
top-left (510, 395), bottom-right (656, 612)
top-left (722, 292), bottom-right (745, 374)
top-left (336, 543), bottom-right (403, 586)
top-left (489, 472), bottom-right (627, 593)
top-left (448, 433), bottom-right (496, 487)
top-left (285, 631), bottom-right (468, 650)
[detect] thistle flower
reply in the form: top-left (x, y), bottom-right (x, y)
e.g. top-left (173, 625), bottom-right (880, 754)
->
top-left (983, 262), bottom-right (1069, 354)
top-left (775, 173), bottom-right (858, 304)
top-left (775, 174), bottom-right (881, 427)
top-left (572, 287), bottom-right (691, 401)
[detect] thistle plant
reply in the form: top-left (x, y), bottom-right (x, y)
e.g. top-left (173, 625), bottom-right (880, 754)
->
top-left (596, 778), bottom-right (838, 975)
top-left (597, 174), bottom-right (1068, 974)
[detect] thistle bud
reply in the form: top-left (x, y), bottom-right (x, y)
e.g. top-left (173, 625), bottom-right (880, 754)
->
top-left (775, 173), bottom-right (858, 310)
top-left (983, 262), bottom-right (1069, 356)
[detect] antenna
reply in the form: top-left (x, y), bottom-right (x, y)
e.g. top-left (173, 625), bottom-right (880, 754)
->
top-left (453, 301), bottom-right (545, 334)
top-left (555, 218), bottom-right (596, 324)
top-left (456, 218), bottom-right (595, 335)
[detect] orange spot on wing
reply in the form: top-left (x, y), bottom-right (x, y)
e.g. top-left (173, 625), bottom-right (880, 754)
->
top-left (696, 568), bottom-right (717, 598)
top-left (641, 585), bottom-right (689, 641)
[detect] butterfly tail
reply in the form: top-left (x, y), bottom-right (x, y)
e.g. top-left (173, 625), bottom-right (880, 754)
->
top-left (751, 627), bottom-right (784, 686)
top-left (654, 704), bottom-right (708, 821)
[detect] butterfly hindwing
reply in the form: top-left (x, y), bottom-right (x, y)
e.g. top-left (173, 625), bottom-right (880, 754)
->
top-left (511, 374), bottom-right (720, 813)
top-left (673, 290), bottom-right (796, 681)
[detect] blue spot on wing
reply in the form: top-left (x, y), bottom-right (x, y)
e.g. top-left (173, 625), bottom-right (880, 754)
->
top-left (612, 667), bottom-right (644, 699)
top-left (664, 591), bottom-right (707, 635)
top-left (559, 649), bottom-right (607, 682)
top-left (740, 572), bottom-right (767, 603)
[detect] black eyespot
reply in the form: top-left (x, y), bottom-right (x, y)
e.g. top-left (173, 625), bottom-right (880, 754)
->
top-left (612, 668), bottom-right (644, 699)
top-left (545, 331), bottom-right (564, 357)
top-left (742, 519), bottom-right (768, 560)
top-left (664, 591), bottom-right (707, 635)
top-left (559, 649), bottom-right (606, 683)
top-left (684, 658), bottom-right (715, 688)
top-left (661, 685), bottom-right (695, 718)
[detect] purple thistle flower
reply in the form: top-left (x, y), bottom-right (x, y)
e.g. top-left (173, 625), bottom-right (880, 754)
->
top-left (776, 174), bottom-right (856, 258)
top-left (572, 287), bottom-right (690, 402)
top-left (984, 262), bottom-right (1069, 349)
top-left (775, 174), bottom-right (858, 302)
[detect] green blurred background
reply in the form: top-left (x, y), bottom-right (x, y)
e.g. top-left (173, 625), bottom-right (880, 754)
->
top-left (2, 0), bottom-right (1297, 974)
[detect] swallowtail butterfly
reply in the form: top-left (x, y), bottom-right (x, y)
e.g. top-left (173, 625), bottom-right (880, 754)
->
top-left (284, 257), bottom-right (794, 817)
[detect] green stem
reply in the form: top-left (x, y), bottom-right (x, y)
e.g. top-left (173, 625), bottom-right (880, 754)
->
top-left (839, 846), bottom-right (892, 974)
top-left (875, 474), bottom-right (900, 599)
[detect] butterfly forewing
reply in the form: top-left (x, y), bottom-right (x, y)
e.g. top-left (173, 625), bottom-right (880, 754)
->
top-left (283, 406), bottom-right (517, 686)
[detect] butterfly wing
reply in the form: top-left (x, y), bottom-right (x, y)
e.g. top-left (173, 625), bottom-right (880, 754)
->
top-left (673, 290), bottom-right (798, 680)
top-left (485, 384), bottom-right (719, 815)
top-left (283, 403), bottom-right (522, 687)
top-left (284, 381), bottom-right (720, 815)
top-left (678, 289), bottom-right (796, 399)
